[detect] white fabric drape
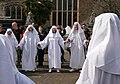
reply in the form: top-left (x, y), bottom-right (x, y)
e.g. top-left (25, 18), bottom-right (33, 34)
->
top-left (76, 13), bottom-right (120, 84)
top-left (0, 34), bottom-right (35, 84)
top-left (38, 26), bottom-right (64, 69)
top-left (5, 28), bottom-right (18, 64)
top-left (67, 22), bottom-right (86, 69)
top-left (19, 25), bottom-right (40, 71)
top-left (65, 25), bottom-right (71, 35)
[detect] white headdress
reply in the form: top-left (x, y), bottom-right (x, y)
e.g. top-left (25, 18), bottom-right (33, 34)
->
top-left (87, 13), bottom-right (120, 74)
top-left (24, 25), bottom-right (38, 36)
top-left (47, 25), bottom-right (62, 38)
top-left (5, 28), bottom-right (18, 44)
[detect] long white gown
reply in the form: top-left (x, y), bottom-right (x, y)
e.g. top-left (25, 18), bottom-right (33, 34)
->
top-left (0, 34), bottom-right (35, 84)
top-left (76, 13), bottom-right (120, 84)
top-left (5, 28), bottom-right (18, 64)
top-left (38, 26), bottom-right (64, 69)
top-left (67, 22), bottom-right (86, 69)
top-left (19, 25), bottom-right (40, 71)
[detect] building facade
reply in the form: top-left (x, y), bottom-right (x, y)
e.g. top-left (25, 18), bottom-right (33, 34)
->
top-left (0, 0), bottom-right (25, 28)
top-left (49, 0), bottom-right (80, 27)
top-left (1, 0), bottom-right (120, 28)
top-left (0, 0), bottom-right (82, 27)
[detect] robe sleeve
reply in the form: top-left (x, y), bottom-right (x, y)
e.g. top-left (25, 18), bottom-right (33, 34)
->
top-left (67, 34), bottom-right (74, 41)
top-left (64, 34), bottom-right (73, 48)
top-left (58, 37), bottom-right (64, 50)
top-left (81, 32), bottom-right (86, 42)
top-left (36, 35), bottom-right (40, 43)
top-left (14, 38), bottom-right (18, 49)
top-left (18, 37), bottom-right (25, 49)
top-left (37, 35), bottom-right (48, 50)
top-left (81, 32), bottom-right (88, 47)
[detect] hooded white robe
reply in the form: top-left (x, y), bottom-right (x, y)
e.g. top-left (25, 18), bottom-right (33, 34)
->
top-left (65, 25), bottom-right (71, 35)
top-left (19, 25), bottom-right (40, 71)
top-left (0, 34), bottom-right (35, 84)
top-left (76, 13), bottom-right (120, 84)
top-left (38, 26), bottom-right (64, 69)
top-left (5, 28), bottom-right (18, 64)
top-left (67, 22), bottom-right (86, 69)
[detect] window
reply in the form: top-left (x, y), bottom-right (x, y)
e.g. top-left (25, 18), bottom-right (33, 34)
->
top-left (51, 0), bottom-right (79, 27)
top-left (58, 0), bottom-right (62, 10)
top-left (52, 12), bottom-right (56, 25)
top-left (17, 6), bottom-right (21, 19)
top-left (73, 12), bottom-right (77, 23)
top-left (4, 5), bottom-right (23, 20)
top-left (58, 12), bottom-right (62, 25)
top-left (68, 12), bottom-right (72, 26)
top-left (5, 6), bottom-right (10, 16)
top-left (11, 6), bottom-right (15, 19)
top-left (74, 0), bottom-right (77, 11)
top-left (63, 12), bottom-right (66, 27)
top-left (63, 0), bottom-right (67, 10)
top-left (68, 0), bottom-right (72, 10)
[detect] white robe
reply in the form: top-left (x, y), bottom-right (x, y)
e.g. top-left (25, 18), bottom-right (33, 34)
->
top-left (38, 26), bottom-right (64, 69)
top-left (67, 22), bottom-right (86, 69)
top-left (19, 25), bottom-right (40, 71)
top-left (0, 34), bottom-right (35, 84)
top-left (65, 25), bottom-right (71, 35)
top-left (5, 29), bottom-right (18, 64)
top-left (76, 13), bottom-right (120, 84)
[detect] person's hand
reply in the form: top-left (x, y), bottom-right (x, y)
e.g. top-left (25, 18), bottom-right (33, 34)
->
top-left (85, 40), bottom-right (89, 44)
top-left (64, 41), bottom-right (67, 44)
top-left (64, 39), bottom-right (69, 44)
top-left (37, 44), bottom-right (40, 46)
top-left (37, 43), bottom-right (42, 49)
top-left (83, 40), bottom-right (89, 47)
top-left (17, 45), bottom-right (20, 48)
top-left (16, 45), bottom-right (20, 50)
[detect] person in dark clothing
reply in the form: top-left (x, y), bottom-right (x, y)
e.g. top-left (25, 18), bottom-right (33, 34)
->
top-left (0, 24), bottom-right (6, 34)
top-left (82, 24), bottom-right (91, 55)
top-left (12, 22), bottom-right (22, 68)
top-left (12, 22), bottom-right (22, 43)
top-left (37, 26), bottom-right (47, 67)
top-left (57, 25), bottom-right (66, 63)
top-left (82, 24), bottom-right (91, 40)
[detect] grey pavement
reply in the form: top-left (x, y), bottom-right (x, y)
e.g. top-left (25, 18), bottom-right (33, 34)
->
top-left (19, 51), bottom-right (80, 84)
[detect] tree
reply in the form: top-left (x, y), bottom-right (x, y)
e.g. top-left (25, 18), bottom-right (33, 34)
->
top-left (23, 0), bottom-right (53, 25)
top-left (92, 0), bottom-right (120, 16)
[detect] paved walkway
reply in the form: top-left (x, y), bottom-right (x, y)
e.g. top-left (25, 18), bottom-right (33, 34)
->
top-left (20, 51), bottom-right (80, 84)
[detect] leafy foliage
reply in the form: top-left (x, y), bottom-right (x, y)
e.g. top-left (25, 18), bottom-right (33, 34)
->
top-left (23, 0), bottom-right (53, 25)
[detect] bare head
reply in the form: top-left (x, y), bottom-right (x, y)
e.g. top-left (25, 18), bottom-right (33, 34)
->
top-left (12, 22), bottom-right (18, 30)
top-left (38, 26), bottom-right (43, 33)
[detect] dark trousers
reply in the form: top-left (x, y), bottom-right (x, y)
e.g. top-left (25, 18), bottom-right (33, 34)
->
top-left (17, 48), bottom-right (22, 68)
top-left (61, 47), bottom-right (65, 62)
top-left (67, 47), bottom-right (71, 56)
top-left (37, 49), bottom-right (44, 66)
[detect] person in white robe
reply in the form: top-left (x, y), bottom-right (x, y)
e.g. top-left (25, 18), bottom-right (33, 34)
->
top-left (65, 22), bottom-right (86, 72)
top-left (18, 25), bottom-right (40, 71)
top-left (38, 26), bottom-right (64, 73)
top-left (0, 34), bottom-right (35, 84)
top-left (64, 25), bottom-right (71, 42)
top-left (5, 28), bottom-right (18, 64)
top-left (76, 13), bottom-right (120, 84)
top-left (65, 25), bottom-right (71, 35)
